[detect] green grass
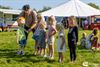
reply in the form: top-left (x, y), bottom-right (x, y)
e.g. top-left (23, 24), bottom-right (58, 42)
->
top-left (0, 30), bottom-right (100, 67)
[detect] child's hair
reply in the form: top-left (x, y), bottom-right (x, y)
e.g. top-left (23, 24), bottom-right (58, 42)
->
top-left (37, 13), bottom-right (45, 23)
top-left (56, 23), bottom-right (64, 31)
top-left (17, 17), bottom-right (25, 26)
top-left (48, 15), bottom-right (56, 25)
top-left (40, 23), bottom-right (46, 29)
top-left (93, 28), bottom-right (98, 35)
top-left (68, 16), bottom-right (77, 27)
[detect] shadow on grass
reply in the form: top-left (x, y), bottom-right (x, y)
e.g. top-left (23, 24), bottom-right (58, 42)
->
top-left (0, 49), bottom-right (56, 63)
top-left (14, 56), bottom-right (56, 64)
top-left (0, 49), bottom-right (17, 58)
top-left (0, 49), bottom-right (40, 59)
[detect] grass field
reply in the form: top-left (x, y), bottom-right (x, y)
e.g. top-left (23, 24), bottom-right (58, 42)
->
top-left (0, 30), bottom-right (100, 67)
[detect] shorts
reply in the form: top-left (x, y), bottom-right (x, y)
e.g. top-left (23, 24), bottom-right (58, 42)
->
top-left (19, 39), bottom-right (26, 46)
top-left (32, 35), bottom-right (39, 41)
top-left (47, 37), bottom-right (55, 45)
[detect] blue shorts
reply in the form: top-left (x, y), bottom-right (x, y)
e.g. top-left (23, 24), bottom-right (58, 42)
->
top-left (19, 39), bottom-right (26, 46)
top-left (32, 35), bottom-right (39, 41)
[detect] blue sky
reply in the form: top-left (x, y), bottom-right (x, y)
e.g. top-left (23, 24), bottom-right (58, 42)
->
top-left (0, 0), bottom-right (100, 10)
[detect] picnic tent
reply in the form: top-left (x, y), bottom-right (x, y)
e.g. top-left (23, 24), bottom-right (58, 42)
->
top-left (42, 0), bottom-right (100, 17)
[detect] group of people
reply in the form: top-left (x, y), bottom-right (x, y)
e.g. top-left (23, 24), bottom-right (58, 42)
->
top-left (16, 4), bottom-right (99, 63)
top-left (80, 28), bottom-right (100, 50)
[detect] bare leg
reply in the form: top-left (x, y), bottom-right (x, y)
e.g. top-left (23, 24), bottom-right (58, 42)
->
top-left (17, 45), bottom-right (21, 55)
top-left (48, 45), bottom-right (51, 57)
top-left (21, 45), bottom-right (25, 55)
top-left (34, 40), bottom-right (38, 55)
top-left (49, 45), bottom-right (54, 59)
top-left (39, 48), bottom-right (42, 56)
top-left (61, 53), bottom-right (63, 62)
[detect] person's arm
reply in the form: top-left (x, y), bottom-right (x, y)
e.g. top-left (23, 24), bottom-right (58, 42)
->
top-left (75, 26), bottom-right (78, 43)
top-left (49, 26), bottom-right (57, 37)
top-left (16, 30), bottom-right (19, 44)
top-left (45, 31), bottom-right (47, 42)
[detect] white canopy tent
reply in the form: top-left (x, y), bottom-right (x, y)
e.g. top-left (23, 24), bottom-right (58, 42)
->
top-left (42, 0), bottom-right (100, 17)
top-left (0, 9), bottom-right (21, 15)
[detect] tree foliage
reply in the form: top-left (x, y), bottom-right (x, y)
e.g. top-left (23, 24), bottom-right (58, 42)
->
top-left (0, 5), bottom-right (11, 9)
top-left (88, 3), bottom-right (100, 9)
top-left (38, 6), bottom-right (51, 13)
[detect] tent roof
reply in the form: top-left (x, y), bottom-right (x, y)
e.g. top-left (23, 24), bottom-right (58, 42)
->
top-left (0, 9), bottom-right (21, 15)
top-left (42, 0), bottom-right (100, 17)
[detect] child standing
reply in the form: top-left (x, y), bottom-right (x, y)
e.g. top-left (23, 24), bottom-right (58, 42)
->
top-left (32, 14), bottom-right (46, 55)
top-left (38, 23), bottom-right (47, 57)
top-left (47, 16), bottom-right (57, 59)
top-left (80, 32), bottom-right (87, 48)
top-left (16, 17), bottom-right (26, 55)
top-left (56, 23), bottom-right (66, 63)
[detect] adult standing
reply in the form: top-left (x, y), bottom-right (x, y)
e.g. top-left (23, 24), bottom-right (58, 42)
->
top-left (67, 16), bottom-right (78, 63)
top-left (19, 4), bottom-right (37, 40)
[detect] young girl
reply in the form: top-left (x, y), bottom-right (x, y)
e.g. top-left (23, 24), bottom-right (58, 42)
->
top-left (91, 28), bottom-right (98, 50)
top-left (32, 14), bottom-right (46, 55)
top-left (38, 23), bottom-right (47, 57)
top-left (68, 16), bottom-right (78, 62)
top-left (80, 32), bottom-right (87, 48)
top-left (47, 15), bottom-right (57, 59)
top-left (16, 17), bottom-right (26, 55)
top-left (56, 23), bottom-right (66, 63)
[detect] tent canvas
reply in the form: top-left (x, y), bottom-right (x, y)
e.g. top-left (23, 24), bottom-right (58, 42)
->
top-left (42, 0), bottom-right (100, 17)
top-left (0, 9), bottom-right (21, 15)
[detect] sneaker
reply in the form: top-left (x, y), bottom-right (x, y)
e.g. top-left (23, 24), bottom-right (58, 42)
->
top-left (70, 61), bottom-right (73, 63)
top-left (44, 55), bottom-right (47, 58)
top-left (59, 59), bottom-right (62, 63)
top-left (50, 56), bottom-right (54, 60)
top-left (21, 51), bottom-right (25, 55)
top-left (33, 52), bottom-right (37, 56)
top-left (73, 60), bottom-right (76, 63)
top-left (47, 55), bottom-right (51, 59)
top-left (17, 51), bottom-right (21, 55)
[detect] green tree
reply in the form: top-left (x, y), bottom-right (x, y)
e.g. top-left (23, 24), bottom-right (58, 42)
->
top-left (88, 3), bottom-right (100, 9)
top-left (38, 6), bottom-right (51, 13)
top-left (33, 8), bottom-right (38, 12)
top-left (0, 5), bottom-right (11, 9)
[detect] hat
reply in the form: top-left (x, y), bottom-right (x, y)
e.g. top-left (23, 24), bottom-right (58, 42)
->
top-left (22, 4), bottom-right (30, 11)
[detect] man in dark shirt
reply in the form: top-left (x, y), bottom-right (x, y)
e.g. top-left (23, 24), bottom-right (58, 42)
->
top-left (19, 4), bottom-right (37, 39)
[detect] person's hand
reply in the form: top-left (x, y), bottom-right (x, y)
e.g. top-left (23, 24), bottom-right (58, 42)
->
top-left (24, 29), bottom-right (28, 33)
top-left (27, 28), bottom-right (31, 33)
top-left (45, 39), bottom-right (47, 42)
top-left (72, 39), bottom-right (77, 44)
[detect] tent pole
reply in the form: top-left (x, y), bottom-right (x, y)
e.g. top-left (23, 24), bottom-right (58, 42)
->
top-left (78, 17), bottom-right (81, 29)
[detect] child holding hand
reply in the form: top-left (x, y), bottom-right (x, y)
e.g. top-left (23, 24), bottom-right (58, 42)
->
top-left (16, 17), bottom-right (26, 55)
